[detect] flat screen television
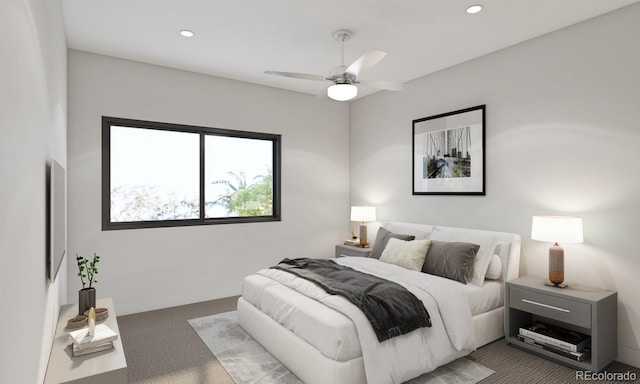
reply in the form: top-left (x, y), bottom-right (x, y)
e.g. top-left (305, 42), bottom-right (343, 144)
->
top-left (48, 159), bottom-right (66, 282)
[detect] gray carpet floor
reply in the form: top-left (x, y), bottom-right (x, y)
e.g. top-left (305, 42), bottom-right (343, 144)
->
top-left (117, 297), bottom-right (639, 384)
top-left (189, 311), bottom-right (494, 384)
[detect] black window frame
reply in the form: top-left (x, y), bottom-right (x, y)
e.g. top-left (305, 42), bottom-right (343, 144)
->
top-left (102, 116), bottom-right (281, 230)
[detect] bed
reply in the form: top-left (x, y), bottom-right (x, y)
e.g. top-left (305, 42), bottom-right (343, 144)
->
top-left (238, 222), bottom-right (521, 384)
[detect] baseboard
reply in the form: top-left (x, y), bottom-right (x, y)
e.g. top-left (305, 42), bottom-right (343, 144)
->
top-left (115, 285), bottom-right (240, 316)
top-left (616, 345), bottom-right (640, 369)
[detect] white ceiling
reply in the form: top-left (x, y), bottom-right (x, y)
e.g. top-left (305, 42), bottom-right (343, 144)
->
top-left (60, 0), bottom-right (639, 99)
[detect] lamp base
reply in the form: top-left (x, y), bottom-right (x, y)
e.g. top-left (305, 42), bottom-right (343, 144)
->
top-left (358, 222), bottom-right (368, 247)
top-left (545, 281), bottom-right (569, 288)
top-left (353, 238), bottom-right (369, 247)
top-left (548, 243), bottom-right (566, 287)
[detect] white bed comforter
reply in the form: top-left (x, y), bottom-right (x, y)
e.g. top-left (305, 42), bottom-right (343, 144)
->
top-left (256, 257), bottom-right (476, 384)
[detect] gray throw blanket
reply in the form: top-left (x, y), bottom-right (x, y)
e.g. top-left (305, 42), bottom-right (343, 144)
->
top-left (272, 258), bottom-right (431, 342)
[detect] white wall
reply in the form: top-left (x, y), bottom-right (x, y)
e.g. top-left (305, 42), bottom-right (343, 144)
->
top-left (67, 50), bottom-right (350, 315)
top-left (0, 0), bottom-right (67, 382)
top-left (350, 4), bottom-right (640, 368)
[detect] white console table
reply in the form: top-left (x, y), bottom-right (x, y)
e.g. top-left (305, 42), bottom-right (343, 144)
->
top-left (44, 298), bottom-right (127, 384)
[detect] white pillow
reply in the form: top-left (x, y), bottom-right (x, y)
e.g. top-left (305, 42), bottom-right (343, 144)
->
top-left (429, 227), bottom-right (497, 287)
top-left (379, 238), bottom-right (431, 271)
top-left (494, 241), bottom-right (511, 281)
top-left (485, 254), bottom-right (502, 280)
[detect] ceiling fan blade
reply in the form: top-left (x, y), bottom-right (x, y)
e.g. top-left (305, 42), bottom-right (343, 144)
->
top-left (264, 70), bottom-right (326, 81)
top-left (357, 80), bottom-right (404, 91)
top-left (345, 49), bottom-right (387, 76)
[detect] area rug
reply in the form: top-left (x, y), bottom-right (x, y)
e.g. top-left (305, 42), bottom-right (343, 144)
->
top-left (189, 311), bottom-right (494, 384)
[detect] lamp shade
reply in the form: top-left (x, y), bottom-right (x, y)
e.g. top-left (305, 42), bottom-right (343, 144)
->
top-left (350, 206), bottom-right (376, 222)
top-left (328, 84), bottom-right (357, 101)
top-left (531, 215), bottom-right (583, 243)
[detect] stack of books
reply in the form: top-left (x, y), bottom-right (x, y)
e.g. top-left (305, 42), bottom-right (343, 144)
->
top-left (68, 323), bottom-right (118, 356)
top-left (518, 321), bottom-right (591, 362)
top-left (344, 239), bottom-right (360, 246)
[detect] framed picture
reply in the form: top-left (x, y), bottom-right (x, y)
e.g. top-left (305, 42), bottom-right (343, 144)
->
top-left (412, 105), bottom-right (485, 195)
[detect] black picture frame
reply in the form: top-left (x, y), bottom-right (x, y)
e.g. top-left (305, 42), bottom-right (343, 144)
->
top-left (412, 105), bottom-right (485, 195)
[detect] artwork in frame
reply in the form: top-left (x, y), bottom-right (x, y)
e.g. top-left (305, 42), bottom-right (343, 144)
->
top-left (412, 105), bottom-right (485, 195)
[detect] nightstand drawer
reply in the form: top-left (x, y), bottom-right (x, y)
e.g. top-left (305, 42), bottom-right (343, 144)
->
top-left (510, 287), bottom-right (591, 328)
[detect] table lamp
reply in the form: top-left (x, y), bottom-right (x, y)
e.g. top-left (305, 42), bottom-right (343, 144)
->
top-left (531, 215), bottom-right (583, 288)
top-left (350, 206), bottom-right (376, 247)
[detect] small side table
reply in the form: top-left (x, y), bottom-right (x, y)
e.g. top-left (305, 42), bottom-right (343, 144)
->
top-left (335, 244), bottom-right (372, 258)
top-left (44, 298), bottom-right (127, 384)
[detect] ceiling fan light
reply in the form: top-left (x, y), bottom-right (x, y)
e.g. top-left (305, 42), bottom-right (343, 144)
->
top-left (327, 84), bottom-right (357, 101)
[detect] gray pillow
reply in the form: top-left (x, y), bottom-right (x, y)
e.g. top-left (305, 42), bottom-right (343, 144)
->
top-left (421, 241), bottom-right (479, 284)
top-left (370, 227), bottom-right (416, 259)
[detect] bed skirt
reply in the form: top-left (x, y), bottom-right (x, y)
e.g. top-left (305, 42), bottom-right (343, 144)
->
top-left (237, 298), bottom-right (366, 384)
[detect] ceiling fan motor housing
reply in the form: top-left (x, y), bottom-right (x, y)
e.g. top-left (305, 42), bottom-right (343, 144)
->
top-left (327, 66), bottom-right (356, 84)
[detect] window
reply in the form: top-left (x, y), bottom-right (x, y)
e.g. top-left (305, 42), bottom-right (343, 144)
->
top-left (102, 117), bottom-right (281, 230)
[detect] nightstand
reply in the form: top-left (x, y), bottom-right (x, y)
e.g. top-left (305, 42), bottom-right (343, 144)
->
top-left (335, 244), bottom-right (371, 258)
top-left (505, 276), bottom-right (617, 372)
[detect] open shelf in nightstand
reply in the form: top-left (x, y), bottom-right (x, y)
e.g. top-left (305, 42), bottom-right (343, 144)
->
top-left (507, 308), bottom-right (593, 369)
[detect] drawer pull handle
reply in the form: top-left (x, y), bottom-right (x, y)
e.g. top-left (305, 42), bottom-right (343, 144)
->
top-left (521, 299), bottom-right (570, 313)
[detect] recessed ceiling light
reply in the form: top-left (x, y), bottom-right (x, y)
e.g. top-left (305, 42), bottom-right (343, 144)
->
top-left (179, 29), bottom-right (194, 38)
top-left (466, 5), bottom-right (483, 14)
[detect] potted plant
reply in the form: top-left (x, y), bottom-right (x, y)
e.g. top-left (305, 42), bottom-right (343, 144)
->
top-left (76, 253), bottom-right (100, 315)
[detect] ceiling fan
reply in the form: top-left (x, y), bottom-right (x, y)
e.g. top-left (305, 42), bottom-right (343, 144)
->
top-left (264, 30), bottom-right (403, 101)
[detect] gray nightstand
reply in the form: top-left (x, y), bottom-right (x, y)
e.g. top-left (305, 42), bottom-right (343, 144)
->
top-left (505, 276), bottom-right (617, 372)
top-left (335, 244), bottom-right (371, 258)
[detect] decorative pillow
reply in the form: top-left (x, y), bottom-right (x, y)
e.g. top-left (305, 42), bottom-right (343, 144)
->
top-left (379, 238), bottom-right (431, 271)
top-left (485, 254), bottom-right (502, 280)
top-left (429, 227), bottom-right (497, 287)
top-left (370, 226), bottom-right (416, 260)
top-left (422, 241), bottom-right (479, 284)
